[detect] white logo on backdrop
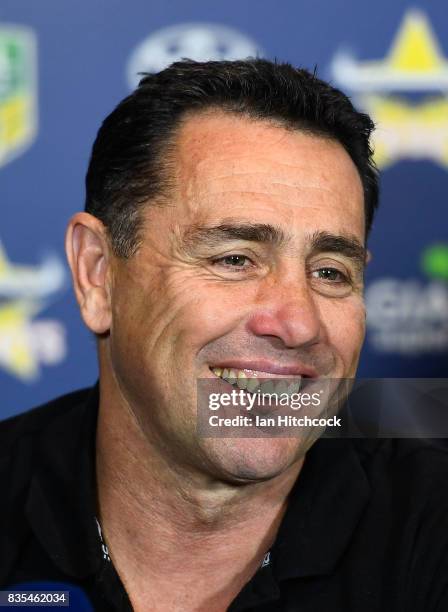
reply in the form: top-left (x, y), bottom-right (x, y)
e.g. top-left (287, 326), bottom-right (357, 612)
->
top-left (127, 23), bottom-right (263, 89)
top-left (365, 279), bottom-right (448, 354)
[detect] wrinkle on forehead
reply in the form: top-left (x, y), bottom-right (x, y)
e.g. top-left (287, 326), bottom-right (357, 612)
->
top-left (168, 111), bottom-right (364, 234)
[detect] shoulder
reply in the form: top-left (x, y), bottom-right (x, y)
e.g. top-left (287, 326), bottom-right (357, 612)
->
top-left (372, 440), bottom-right (448, 607)
top-left (354, 437), bottom-right (448, 487)
top-left (348, 439), bottom-right (448, 608)
top-left (0, 387), bottom-right (94, 462)
top-left (353, 438), bottom-right (448, 532)
top-left (0, 387), bottom-right (97, 586)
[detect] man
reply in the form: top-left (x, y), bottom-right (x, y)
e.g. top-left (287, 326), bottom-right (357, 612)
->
top-left (1, 59), bottom-right (447, 611)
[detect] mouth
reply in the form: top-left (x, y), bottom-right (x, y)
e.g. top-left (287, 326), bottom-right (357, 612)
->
top-left (209, 366), bottom-right (308, 395)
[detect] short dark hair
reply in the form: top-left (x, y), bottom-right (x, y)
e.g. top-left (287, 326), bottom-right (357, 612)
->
top-left (85, 59), bottom-right (378, 257)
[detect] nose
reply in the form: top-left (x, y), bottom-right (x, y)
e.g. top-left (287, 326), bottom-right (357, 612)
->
top-left (246, 272), bottom-right (322, 349)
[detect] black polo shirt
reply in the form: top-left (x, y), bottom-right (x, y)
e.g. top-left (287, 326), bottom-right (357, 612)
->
top-left (1, 385), bottom-right (448, 611)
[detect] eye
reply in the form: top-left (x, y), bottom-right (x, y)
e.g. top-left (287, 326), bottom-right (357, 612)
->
top-left (213, 254), bottom-right (253, 269)
top-left (311, 267), bottom-right (349, 283)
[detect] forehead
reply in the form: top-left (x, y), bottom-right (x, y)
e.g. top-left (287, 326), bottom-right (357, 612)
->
top-left (168, 111), bottom-right (365, 241)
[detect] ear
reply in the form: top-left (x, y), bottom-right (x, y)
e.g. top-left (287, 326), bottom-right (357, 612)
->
top-left (365, 250), bottom-right (372, 265)
top-left (65, 212), bottom-right (112, 334)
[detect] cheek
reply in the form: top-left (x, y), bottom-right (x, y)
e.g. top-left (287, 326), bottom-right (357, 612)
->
top-left (320, 297), bottom-right (366, 360)
top-left (164, 281), bottom-right (250, 358)
top-left (112, 269), bottom-right (248, 373)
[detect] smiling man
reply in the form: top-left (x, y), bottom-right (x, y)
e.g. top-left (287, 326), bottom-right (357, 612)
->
top-left (1, 60), bottom-right (448, 611)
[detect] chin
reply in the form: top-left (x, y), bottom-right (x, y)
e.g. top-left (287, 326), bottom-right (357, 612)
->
top-left (205, 437), bottom-right (306, 484)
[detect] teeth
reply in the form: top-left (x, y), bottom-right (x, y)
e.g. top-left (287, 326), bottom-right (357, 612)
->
top-left (260, 380), bottom-right (275, 394)
top-left (287, 380), bottom-right (301, 395)
top-left (211, 367), bottom-right (302, 396)
top-left (246, 378), bottom-right (260, 392)
top-left (275, 381), bottom-right (289, 395)
top-left (237, 371), bottom-right (247, 389)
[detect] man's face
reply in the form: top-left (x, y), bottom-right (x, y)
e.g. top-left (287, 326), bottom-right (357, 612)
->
top-left (105, 112), bottom-right (366, 482)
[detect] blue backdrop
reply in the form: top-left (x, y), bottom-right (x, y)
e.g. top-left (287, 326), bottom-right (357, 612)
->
top-left (1, 0), bottom-right (447, 418)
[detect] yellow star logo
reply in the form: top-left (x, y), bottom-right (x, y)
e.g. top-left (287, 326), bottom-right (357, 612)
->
top-left (331, 10), bottom-right (448, 169)
top-left (388, 10), bottom-right (445, 73)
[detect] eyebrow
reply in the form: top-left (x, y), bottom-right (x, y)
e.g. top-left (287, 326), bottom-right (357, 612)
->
top-left (182, 221), bottom-right (286, 250)
top-left (181, 221), bottom-right (366, 269)
top-left (308, 231), bottom-right (367, 272)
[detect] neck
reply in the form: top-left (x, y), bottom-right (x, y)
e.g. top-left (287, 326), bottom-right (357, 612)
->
top-left (95, 380), bottom-right (304, 611)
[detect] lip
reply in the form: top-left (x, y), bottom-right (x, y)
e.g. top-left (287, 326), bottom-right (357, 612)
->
top-left (208, 360), bottom-right (318, 378)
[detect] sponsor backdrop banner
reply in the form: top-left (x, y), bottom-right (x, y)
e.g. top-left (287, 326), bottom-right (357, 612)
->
top-left (1, 1), bottom-right (447, 418)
